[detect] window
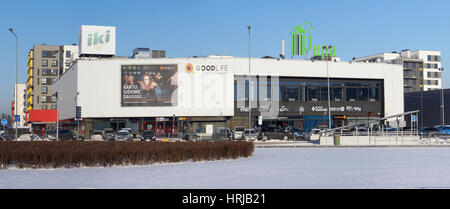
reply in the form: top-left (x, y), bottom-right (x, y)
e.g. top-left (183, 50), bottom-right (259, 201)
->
top-left (434, 56), bottom-right (438, 61)
top-left (42, 51), bottom-right (47, 57)
top-left (332, 88), bottom-right (343, 101)
top-left (434, 64), bottom-right (438, 69)
top-left (307, 86), bottom-right (319, 101)
top-left (42, 59), bottom-right (48, 67)
top-left (51, 51), bottom-right (57, 57)
top-left (320, 87), bottom-right (329, 101)
top-left (51, 105), bottom-right (57, 109)
top-left (428, 55), bottom-right (431, 61)
top-left (369, 88), bottom-right (378, 101)
top-left (42, 69), bottom-right (47, 75)
top-left (51, 60), bottom-right (58, 67)
top-left (41, 105), bottom-right (47, 110)
top-left (51, 69), bottom-right (58, 75)
top-left (357, 88), bottom-right (368, 101)
top-left (41, 78), bottom-right (47, 84)
top-left (51, 96), bottom-right (57, 102)
top-left (42, 96), bottom-right (47, 102)
top-left (346, 88), bottom-right (356, 101)
top-left (279, 86), bottom-right (287, 101)
top-left (286, 87), bottom-right (299, 101)
top-left (41, 87), bottom-right (47, 94)
top-left (434, 80), bottom-right (439, 85)
top-left (66, 51), bottom-right (71, 58)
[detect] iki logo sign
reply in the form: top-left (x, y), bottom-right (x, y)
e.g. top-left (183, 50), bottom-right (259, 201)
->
top-left (290, 22), bottom-right (336, 59)
top-left (87, 30), bottom-right (111, 51)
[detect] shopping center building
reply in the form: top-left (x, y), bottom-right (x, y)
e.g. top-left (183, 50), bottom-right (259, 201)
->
top-left (52, 55), bottom-right (404, 139)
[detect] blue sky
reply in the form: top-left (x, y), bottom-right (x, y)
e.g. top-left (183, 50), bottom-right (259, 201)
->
top-left (1, 0), bottom-right (449, 114)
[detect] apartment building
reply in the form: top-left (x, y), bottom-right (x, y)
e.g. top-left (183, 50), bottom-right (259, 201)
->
top-left (354, 49), bottom-right (442, 92)
top-left (25, 44), bottom-right (78, 131)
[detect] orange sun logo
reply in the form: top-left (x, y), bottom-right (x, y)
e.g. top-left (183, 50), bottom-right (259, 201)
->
top-left (185, 63), bottom-right (194, 73)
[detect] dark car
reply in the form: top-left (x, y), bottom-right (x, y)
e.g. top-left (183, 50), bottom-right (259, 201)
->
top-left (258, 126), bottom-right (292, 141)
top-left (46, 129), bottom-right (78, 141)
top-left (420, 127), bottom-right (440, 138)
top-left (286, 127), bottom-right (305, 140)
top-left (103, 128), bottom-right (115, 141)
top-left (141, 130), bottom-right (156, 141)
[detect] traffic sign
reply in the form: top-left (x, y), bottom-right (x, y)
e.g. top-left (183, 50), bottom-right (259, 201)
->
top-left (14, 115), bottom-right (20, 122)
top-left (75, 106), bottom-right (82, 120)
top-left (1, 119), bottom-right (7, 126)
top-left (412, 115), bottom-right (417, 122)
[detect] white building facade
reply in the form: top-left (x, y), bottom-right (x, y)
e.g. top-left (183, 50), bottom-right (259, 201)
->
top-left (52, 56), bottom-right (404, 138)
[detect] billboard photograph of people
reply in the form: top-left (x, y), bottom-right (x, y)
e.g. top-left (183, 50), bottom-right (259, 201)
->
top-left (121, 64), bottom-right (177, 106)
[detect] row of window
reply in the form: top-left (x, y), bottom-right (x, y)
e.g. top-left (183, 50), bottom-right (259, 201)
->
top-left (425, 63), bottom-right (439, 69)
top-left (425, 80), bottom-right (439, 85)
top-left (427, 72), bottom-right (441, 78)
top-left (37, 77), bottom-right (57, 85)
top-left (403, 62), bottom-right (423, 69)
top-left (234, 78), bottom-right (381, 102)
top-left (427, 55), bottom-right (440, 62)
top-left (42, 51), bottom-right (57, 58)
top-left (37, 68), bottom-right (58, 76)
top-left (41, 105), bottom-right (57, 110)
top-left (35, 95), bottom-right (56, 104)
top-left (41, 59), bottom-right (58, 67)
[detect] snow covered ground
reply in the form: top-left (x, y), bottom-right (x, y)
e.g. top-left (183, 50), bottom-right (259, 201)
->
top-left (1, 147), bottom-right (450, 189)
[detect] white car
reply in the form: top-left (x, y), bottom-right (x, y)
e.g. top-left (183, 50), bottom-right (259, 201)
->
top-left (308, 129), bottom-right (322, 141)
top-left (17, 134), bottom-right (41, 141)
top-left (233, 126), bottom-right (245, 140)
top-left (89, 130), bottom-right (104, 141)
top-left (243, 129), bottom-right (257, 141)
top-left (114, 130), bottom-right (133, 141)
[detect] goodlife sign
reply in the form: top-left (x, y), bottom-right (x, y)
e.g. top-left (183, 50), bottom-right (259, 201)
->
top-left (79, 25), bottom-right (116, 56)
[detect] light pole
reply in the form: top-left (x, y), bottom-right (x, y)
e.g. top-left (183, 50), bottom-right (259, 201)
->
top-left (323, 45), bottom-right (332, 131)
top-left (8, 28), bottom-right (18, 141)
top-left (248, 25), bottom-right (252, 130)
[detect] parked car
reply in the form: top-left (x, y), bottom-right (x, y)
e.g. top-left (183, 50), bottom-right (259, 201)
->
top-left (17, 134), bottom-right (41, 141)
top-left (103, 128), bottom-right (115, 141)
top-left (305, 129), bottom-right (322, 141)
top-left (419, 127), bottom-right (440, 138)
top-left (439, 125), bottom-right (450, 136)
top-left (90, 130), bottom-right (104, 141)
top-left (286, 127), bottom-right (305, 140)
top-left (114, 130), bottom-right (133, 141)
top-left (258, 126), bottom-right (292, 141)
top-left (243, 129), bottom-right (257, 141)
top-left (45, 129), bottom-right (78, 141)
top-left (212, 127), bottom-right (233, 140)
top-left (233, 126), bottom-right (246, 140)
top-left (141, 130), bottom-right (156, 141)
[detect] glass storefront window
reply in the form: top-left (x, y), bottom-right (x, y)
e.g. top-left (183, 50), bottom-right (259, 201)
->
top-left (286, 87), bottom-right (299, 101)
top-left (357, 88), bottom-right (368, 101)
top-left (320, 87), bottom-right (329, 101)
top-left (307, 86), bottom-right (319, 101)
top-left (369, 88), bottom-right (378, 101)
top-left (346, 88), bottom-right (356, 101)
top-left (280, 86), bottom-right (287, 101)
top-left (332, 88), bottom-right (343, 101)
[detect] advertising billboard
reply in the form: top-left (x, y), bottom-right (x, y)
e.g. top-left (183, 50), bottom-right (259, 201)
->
top-left (121, 64), bottom-right (178, 106)
top-left (79, 25), bottom-right (116, 56)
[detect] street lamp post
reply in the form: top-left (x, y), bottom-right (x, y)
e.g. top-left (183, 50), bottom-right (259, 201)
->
top-left (323, 45), bottom-right (332, 131)
top-left (248, 25), bottom-right (252, 131)
top-left (8, 28), bottom-right (18, 141)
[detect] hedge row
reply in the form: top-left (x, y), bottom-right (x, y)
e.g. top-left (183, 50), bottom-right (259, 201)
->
top-left (0, 141), bottom-right (254, 169)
